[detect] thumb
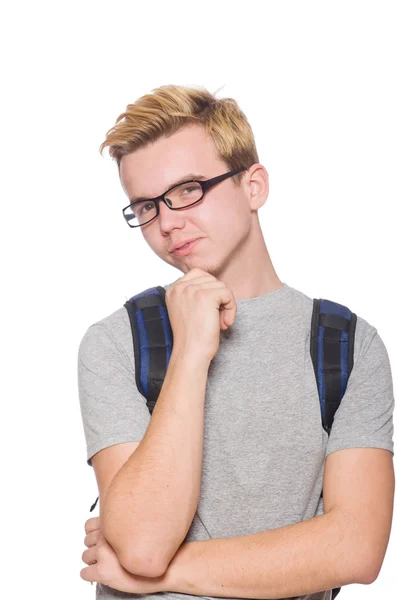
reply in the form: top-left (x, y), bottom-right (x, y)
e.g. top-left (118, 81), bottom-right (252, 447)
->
top-left (221, 306), bottom-right (236, 328)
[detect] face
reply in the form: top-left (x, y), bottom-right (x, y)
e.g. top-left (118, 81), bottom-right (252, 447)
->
top-left (119, 124), bottom-right (267, 279)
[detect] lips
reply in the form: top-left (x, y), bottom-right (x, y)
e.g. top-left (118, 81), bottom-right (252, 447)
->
top-left (172, 238), bottom-right (202, 255)
top-left (170, 238), bottom-right (200, 253)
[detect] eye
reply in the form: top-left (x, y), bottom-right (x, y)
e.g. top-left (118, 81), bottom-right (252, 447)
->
top-left (137, 202), bottom-right (154, 215)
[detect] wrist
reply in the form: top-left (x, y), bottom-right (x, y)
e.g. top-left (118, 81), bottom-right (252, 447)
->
top-left (170, 346), bottom-right (212, 370)
top-left (159, 552), bottom-right (182, 593)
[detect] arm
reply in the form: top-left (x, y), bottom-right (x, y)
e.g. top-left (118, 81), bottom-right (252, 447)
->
top-left (160, 509), bottom-right (367, 599)
top-left (101, 347), bottom-right (211, 578)
top-left (107, 508), bottom-right (365, 597)
top-left (159, 447), bottom-right (395, 599)
top-left (92, 448), bottom-right (394, 595)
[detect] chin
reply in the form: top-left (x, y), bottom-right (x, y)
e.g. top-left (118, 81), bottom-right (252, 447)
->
top-left (190, 258), bottom-right (223, 278)
top-left (160, 248), bottom-right (224, 278)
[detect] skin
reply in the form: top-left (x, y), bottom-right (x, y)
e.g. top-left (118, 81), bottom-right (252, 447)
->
top-left (81, 518), bottom-right (167, 591)
top-left (80, 123), bottom-right (284, 588)
top-left (119, 123), bottom-right (283, 301)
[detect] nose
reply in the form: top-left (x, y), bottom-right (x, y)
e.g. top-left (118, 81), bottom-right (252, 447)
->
top-left (157, 198), bottom-right (187, 232)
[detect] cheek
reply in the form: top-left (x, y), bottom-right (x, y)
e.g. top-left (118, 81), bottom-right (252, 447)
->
top-left (209, 196), bottom-right (249, 240)
top-left (140, 229), bottom-right (163, 258)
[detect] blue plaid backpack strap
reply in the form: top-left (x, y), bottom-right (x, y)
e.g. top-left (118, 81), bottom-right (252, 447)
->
top-left (123, 286), bottom-right (173, 414)
top-left (89, 286), bottom-right (172, 514)
top-left (310, 298), bottom-right (357, 600)
top-left (310, 298), bottom-right (357, 436)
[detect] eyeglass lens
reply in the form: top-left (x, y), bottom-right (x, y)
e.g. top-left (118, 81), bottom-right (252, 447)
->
top-left (125, 181), bottom-right (204, 226)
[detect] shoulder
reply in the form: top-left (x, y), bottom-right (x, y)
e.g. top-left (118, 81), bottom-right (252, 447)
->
top-left (78, 306), bottom-right (131, 362)
top-left (78, 279), bottom-right (177, 361)
top-left (284, 283), bottom-right (380, 364)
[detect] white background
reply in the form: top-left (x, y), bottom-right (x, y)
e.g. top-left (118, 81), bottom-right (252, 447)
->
top-left (1, 1), bottom-right (395, 598)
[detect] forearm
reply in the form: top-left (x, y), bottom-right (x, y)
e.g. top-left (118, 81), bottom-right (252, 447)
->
top-left (101, 347), bottom-right (210, 576)
top-left (162, 509), bottom-right (367, 599)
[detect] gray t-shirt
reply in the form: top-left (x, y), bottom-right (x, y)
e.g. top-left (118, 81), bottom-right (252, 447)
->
top-left (77, 281), bottom-right (395, 600)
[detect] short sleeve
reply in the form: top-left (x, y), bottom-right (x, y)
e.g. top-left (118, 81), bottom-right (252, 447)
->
top-left (77, 322), bottom-right (151, 466)
top-left (325, 327), bottom-right (395, 458)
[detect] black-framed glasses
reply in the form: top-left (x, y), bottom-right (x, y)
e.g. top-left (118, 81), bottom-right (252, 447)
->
top-left (122, 166), bottom-right (248, 228)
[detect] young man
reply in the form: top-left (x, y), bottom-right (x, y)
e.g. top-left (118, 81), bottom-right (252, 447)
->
top-left (78, 85), bottom-right (395, 599)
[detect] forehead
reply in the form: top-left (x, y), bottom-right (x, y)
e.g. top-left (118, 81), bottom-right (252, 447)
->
top-left (119, 124), bottom-right (225, 198)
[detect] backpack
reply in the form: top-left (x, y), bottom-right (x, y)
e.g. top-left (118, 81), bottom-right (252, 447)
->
top-left (89, 286), bottom-right (357, 600)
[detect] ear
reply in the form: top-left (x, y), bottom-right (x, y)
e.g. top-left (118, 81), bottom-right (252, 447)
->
top-left (244, 163), bottom-right (269, 211)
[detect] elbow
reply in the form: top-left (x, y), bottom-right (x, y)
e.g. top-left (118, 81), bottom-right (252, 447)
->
top-left (100, 502), bottom-right (178, 578)
top-left (118, 548), bottom-right (169, 579)
top-left (101, 523), bottom-right (168, 578)
top-left (327, 508), bottom-right (380, 587)
top-left (355, 558), bottom-right (381, 586)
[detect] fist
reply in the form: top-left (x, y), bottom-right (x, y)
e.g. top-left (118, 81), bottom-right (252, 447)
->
top-left (165, 267), bottom-right (237, 361)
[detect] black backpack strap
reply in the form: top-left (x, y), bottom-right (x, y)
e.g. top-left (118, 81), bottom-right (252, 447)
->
top-left (310, 298), bottom-right (357, 436)
top-left (89, 286), bottom-right (173, 513)
top-left (123, 285), bottom-right (173, 413)
top-left (311, 298), bottom-right (357, 600)
top-left (89, 497), bottom-right (99, 512)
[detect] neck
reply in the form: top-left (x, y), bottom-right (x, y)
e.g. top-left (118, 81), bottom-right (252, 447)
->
top-left (216, 218), bottom-right (283, 302)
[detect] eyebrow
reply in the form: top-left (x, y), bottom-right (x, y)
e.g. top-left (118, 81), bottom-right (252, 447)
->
top-left (129, 173), bottom-right (207, 204)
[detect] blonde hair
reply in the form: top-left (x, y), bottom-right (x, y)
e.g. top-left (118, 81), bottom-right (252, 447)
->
top-left (99, 84), bottom-right (259, 185)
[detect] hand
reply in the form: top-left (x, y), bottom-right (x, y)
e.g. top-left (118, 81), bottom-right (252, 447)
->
top-left (165, 267), bottom-right (237, 362)
top-left (80, 516), bottom-right (169, 593)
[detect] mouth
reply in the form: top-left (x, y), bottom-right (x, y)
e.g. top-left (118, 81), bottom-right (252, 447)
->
top-left (172, 238), bottom-right (202, 256)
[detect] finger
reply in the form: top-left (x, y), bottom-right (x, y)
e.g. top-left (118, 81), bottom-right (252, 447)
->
top-left (172, 276), bottom-right (216, 294)
top-left (216, 289), bottom-right (237, 326)
top-left (80, 564), bottom-right (97, 585)
top-left (84, 529), bottom-right (101, 548)
top-left (181, 267), bottom-right (211, 280)
top-left (220, 310), bottom-right (228, 330)
top-left (181, 280), bottom-right (227, 296)
top-left (175, 269), bottom-right (216, 286)
top-left (82, 546), bottom-right (98, 566)
top-left (85, 516), bottom-right (100, 534)
top-left (187, 284), bottom-right (236, 327)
